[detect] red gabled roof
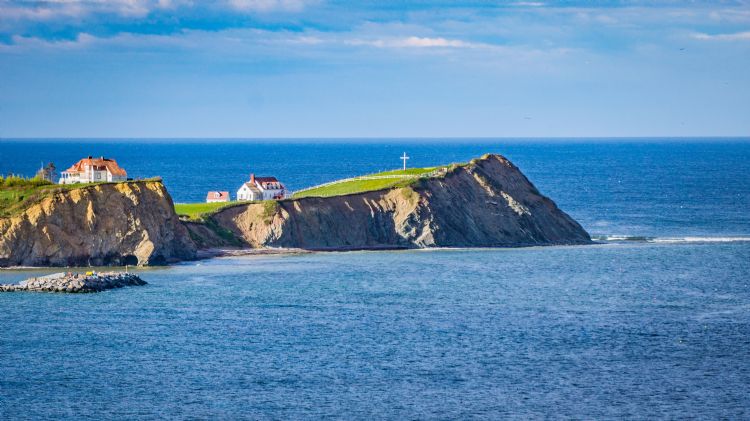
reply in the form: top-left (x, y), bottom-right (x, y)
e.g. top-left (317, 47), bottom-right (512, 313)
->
top-left (64, 157), bottom-right (127, 176)
top-left (255, 176), bottom-right (279, 183)
top-left (206, 191), bottom-right (229, 201)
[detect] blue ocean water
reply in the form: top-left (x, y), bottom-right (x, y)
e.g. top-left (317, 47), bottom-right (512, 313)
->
top-left (2, 138), bottom-right (749, 237)
top-left (1, 139), bottom-right (750, 419)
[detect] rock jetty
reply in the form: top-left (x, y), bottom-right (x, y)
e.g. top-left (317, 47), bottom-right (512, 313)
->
top-left (0, 271), bottom-right (146, 293)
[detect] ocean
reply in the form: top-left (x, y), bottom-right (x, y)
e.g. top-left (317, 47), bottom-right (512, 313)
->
top-left (1, 139), bottom-right (749, 419)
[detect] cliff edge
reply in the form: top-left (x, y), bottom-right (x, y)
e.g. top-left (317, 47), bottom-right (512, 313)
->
top-left (0, 180), bottom-right (196, 267)
top-left (192, 154), bottom-right (591, 249)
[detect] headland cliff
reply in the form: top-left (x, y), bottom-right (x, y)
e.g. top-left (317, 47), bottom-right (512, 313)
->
top-left (1, 154), bottom-right (590, 267)
top-left (189, 154), bottom-right (591, 250)
top-left (0, 180), bottom-right (195, 267)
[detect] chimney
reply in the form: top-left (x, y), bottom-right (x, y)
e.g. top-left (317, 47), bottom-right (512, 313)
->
top-left (250, 173), bottom-right (255, 184)
top-left (88, 155), bottom-right (93, 159)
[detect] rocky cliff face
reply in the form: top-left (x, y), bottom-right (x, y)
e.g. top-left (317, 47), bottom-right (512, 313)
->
top-left (0, 181), bottom-right (196, 267)
top-left (197, 154), bottom-right (591, 249)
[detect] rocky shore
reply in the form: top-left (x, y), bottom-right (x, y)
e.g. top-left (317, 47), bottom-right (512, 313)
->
top-left (0, 271), bottom-right (146, 293)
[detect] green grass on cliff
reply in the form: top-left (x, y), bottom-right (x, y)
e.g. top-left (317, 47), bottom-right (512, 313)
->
top-left (174, 166), bottom-right (446, 219)
top-left (292, 178), bottom-right (411, 199)
top-left (174, 201), bottom-right (248, 221)
top-left (0, 176), bottom-right (74, 218)
top-left (373, 167), bottom-right (440, 176)
top-left (176, 182), bottom-right (407, 218)
top-left (0, 177), bottom-right (163, 219)
top-left (175, 200), bottom-right (279, 222)
top-left (292, 167), bottom-right (441, 199)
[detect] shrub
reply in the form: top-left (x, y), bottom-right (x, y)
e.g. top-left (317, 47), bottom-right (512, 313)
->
top-left (262, 200), bottom-right (279, 223)
top-left (0, 175), bottom-right (53, 188)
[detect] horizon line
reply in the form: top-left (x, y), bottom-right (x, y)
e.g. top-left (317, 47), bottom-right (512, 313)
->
top-left (2, 136), bottom-right (749, 141)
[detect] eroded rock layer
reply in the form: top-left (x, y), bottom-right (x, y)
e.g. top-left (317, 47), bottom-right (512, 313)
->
top-left (0, 181), bottom-right (196, 267)
top-left (201, 154), bottom-right (591, 249)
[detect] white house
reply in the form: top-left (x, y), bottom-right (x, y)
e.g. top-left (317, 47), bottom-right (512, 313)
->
top-left (59, 156), bottom-right (128, 184)
top-left (237, 174), bottom-right (286, 201)
top-left (206, 191), bottom-right (230, 203)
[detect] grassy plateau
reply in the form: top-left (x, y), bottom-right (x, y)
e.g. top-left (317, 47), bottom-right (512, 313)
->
top-left (174, 167), bottom-right (444, 219)
top-left (0, 176), bottom-right (79, 218)
top-left (292, 167), bottom-right (441, 199)
top-left (0, 176), bottom-right (163, 219)
top-left (173, 202), bottom-right (244, 221)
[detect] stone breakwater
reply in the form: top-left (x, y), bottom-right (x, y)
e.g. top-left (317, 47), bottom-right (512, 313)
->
top-left (0, 272), bottom-right (146, 293)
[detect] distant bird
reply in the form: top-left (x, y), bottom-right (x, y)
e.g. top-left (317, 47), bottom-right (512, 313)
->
top-left (679, 48), bottom-right (685, 51)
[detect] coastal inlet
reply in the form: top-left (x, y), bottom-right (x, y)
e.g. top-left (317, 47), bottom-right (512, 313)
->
top-left (0, 271), bottom-right (146, 293)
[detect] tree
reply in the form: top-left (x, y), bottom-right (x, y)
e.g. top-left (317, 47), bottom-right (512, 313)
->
top-left (36, 162), bottom-right (57, 182)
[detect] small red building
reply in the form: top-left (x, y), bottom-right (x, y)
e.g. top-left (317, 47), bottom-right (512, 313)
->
top-left (206, 191), bottom-right (230, 203)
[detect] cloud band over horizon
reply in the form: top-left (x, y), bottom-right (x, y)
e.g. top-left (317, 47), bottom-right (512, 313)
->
top-left (0, 0), bottom-right (748, 137)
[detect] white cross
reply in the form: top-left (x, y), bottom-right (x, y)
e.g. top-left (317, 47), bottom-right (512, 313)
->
top-left (400, 152), bottom-right (409, 171)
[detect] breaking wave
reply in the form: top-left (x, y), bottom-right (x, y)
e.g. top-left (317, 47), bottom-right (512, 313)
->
top-left (592, 235), bottom-right (750, 244)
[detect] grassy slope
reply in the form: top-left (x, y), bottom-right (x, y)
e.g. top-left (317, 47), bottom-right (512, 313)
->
top-left (292, 167), bottom-right (439, 199)
top-left (0, 178), bottom-right (162, 219)
top-left (0, 179), bottom-right (80, 218)
top-left (0, 178), bottom-right (239, 222)
top-left (175, 167), bottom-right (442, 219)
top-left (174, 202), bottom-right (244, 220)
top-left (374, 167), bottom-right (439, 176)
top-left (292, 178), bottom-right (410, 199)
top-left (175, 200), bottom-right (279, 222)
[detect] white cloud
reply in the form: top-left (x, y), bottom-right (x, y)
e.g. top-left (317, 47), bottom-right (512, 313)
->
top-left (347, 36), bottom-right (487, 49)
top-left (1, 32), bottom-right (96, 50)
top-left (708, 9), bottom-right (750, 24)
top-left (512, 2), bottom-right (545, 7)
top-left (226, 0), bottom-right (312, 12)
top-left (286, 35), bottom-right (324, 45)
top-left (691, 31), bottom-right (750, 41)
top-left (0, 0), bottom-right (169, 20)
top-left (0, 26), bottom-right (580, 67)
top-left (0, 0), bottom-right (313, 22)
top-left (0, 28), bottom-right (326, 53)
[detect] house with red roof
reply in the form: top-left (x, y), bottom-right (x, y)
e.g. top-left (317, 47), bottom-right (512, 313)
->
top-left (237, 174), bottom-right (286, 201)
top-left (206, 191), bottom-right (230, 203)
top-left (59, 156), bottom-right (128, 184)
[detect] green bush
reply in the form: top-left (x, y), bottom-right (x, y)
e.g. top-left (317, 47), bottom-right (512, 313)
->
top-left (262, 200), bottom-right (279, 222)
top-left (0, 175), bottom-right (53, 188)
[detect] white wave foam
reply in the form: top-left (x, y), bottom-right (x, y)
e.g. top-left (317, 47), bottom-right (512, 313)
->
top-left (594, 235), bottom-right (750, 244)
top-left (649, 236), bottom-right (750, 243)
top-left (592, 235), bottom-right (652, 242)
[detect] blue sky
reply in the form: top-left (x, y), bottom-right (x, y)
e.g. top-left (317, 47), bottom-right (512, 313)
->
top-left (0, 0), bottom-right (748, 138)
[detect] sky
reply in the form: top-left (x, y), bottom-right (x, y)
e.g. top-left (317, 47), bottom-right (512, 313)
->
top-left (0, 0), bottom-right (748, 138)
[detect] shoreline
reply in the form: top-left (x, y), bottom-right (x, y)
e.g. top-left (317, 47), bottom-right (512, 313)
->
top-left (195, 247), bottom-right (313, 259)
top-left (3, 238), bottom-right (750, 271)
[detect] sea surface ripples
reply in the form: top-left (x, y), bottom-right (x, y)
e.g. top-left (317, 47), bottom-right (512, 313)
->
top-left (2, 244), bottom-right (749, 419)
